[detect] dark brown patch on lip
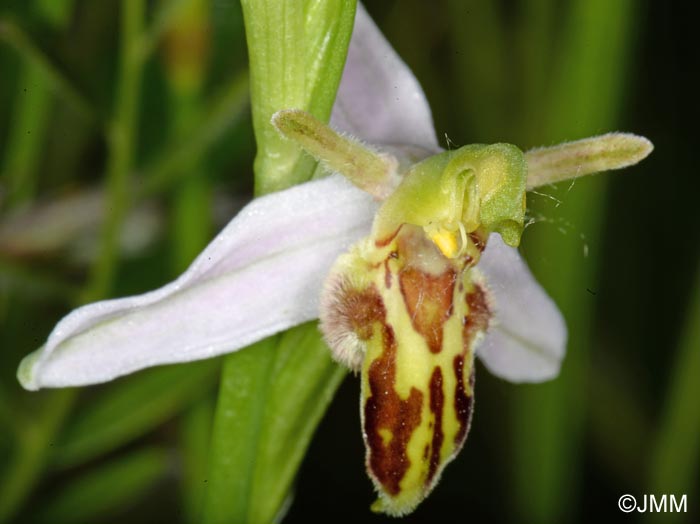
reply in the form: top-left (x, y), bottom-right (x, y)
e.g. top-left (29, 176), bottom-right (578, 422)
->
top-left (468, 231), bottom-right (488, 252)
top-left (399, 267), bottom-right (457, 353)
top-left (384, 259), bottom-right (393, 289)
top-left (454, 355), bottom-right (475, 446)
top-left (454, 284), bottom-right (490, 445)
top-left (427, 367), bottom-right (445, 484)
top-left (464, 284), bottom-right (491, 338)
top-left (365, 323), bottom-right (423, 496)
top-left (334, 283), bottom-right (387, 341)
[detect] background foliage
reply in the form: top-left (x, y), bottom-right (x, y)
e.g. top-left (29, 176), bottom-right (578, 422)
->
top-left (0, 0), bottom-right (697, 523)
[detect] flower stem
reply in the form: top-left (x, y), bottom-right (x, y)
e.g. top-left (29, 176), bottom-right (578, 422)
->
top-left (0, 18), bottom-right (95, 124)
top-left (1, 0), bottom-right (78, 208)
top-left (1, 64), bottom-right (53, 208)
top-left (511, 0), bottom-right (638, 521)
top-left (203, 1), bottom-right (356, 521)
top-left (137, 72), bottom-right (249, 199)
top-left (0, 389), bottom-right (76, 523)
top-left (646, 264), bottom-right (700, 523)
top-left (82, 0), bottom-right (145, 303)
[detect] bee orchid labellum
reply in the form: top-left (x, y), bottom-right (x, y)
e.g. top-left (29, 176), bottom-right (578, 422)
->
top-left (274, 110), bottom-right (531, 515)
top-left (272, 108), bottom-right (652, 515)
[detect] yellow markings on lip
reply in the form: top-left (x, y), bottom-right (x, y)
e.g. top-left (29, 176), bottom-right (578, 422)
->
top-left (378, 428), bottom-right (393, 447)
top-left (340, 226), bottom-right (489, 516)
top-left (321, 224), bottom-right (494, 516)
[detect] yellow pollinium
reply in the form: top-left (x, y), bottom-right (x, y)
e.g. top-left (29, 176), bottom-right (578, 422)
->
top-left (425, 224), bottom-right (466, 259)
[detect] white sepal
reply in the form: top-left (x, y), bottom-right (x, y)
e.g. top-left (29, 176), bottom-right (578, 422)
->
top-left (19, 175), bottom-right (377, 390)
top-left (476, 234), bottom-right (567, 383)
top-left (331, 4), bottom-right (439, 151)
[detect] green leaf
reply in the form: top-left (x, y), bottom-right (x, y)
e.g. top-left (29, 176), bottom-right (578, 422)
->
top-left (2, 63), bottom-right (53, 207)
top-left (647, 264), bottom-right (700, 523)
top-left (180, 398), bottom-right (215, 524)
top-left (52, 359), bottom-right (219, 469)
top-left (0, 389), bottom-right (76, 523)
top-left (511, 0), bottom-right (639, 521)
top-left (203, 324), bottom-right (345, 524)
top-left (0, 17), bottom-right (96, 123)
top-left (137, 72), bottom-right (249, 198)
top-left (34, 447), bottom-right (170, 524)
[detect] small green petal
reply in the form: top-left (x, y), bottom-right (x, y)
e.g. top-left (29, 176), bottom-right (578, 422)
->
top-left (526, 132), bottom-right (653, 189)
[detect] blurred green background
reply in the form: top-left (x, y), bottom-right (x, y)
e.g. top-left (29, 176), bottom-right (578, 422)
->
top-left (0, 0), bottom-right (697, 523)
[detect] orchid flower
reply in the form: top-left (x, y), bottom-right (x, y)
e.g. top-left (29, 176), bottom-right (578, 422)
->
top-left (17, 3), bottom-right (652, 517)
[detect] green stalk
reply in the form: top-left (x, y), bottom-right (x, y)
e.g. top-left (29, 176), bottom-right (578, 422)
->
top-left (1, 0), bottom-right (76, 207)
top-left (203, 1), bottom-right (356, 522)
top-left (512, 0), bottom-right (637, 522)
top-left (0, 389), bottom-right (76, 523)
top-left (243, 0), bottom-right (309, 193)
top-left (646, 264), bottom-right (700, 523)
top-left (137, 72), bottom-right (249, 198)
top-left (447, 0), bottom-right (508, 140)
top-left (161, 0), bottom-right (212, 274)
top-left (0, 18), bottom-right (94, 123)
top-left (204, 337), bottom-right (278, 524)
top-left (2, 65), bottom-right (53, 207)
top-left (158, 3), bottom-right (218, 519)
top-left (241, 0), bottom-right (356, 194)
top-left (82, 0), bottom-right (145, 302)
top-left (34, 447), bottom-right (171, 524)
top-left (180, 399), bottom-right (215, 523)
top-left (137, 0), bottom-right (192, 61)
top-left (0, 4), bottom-right (85, 522)
top-left (516, 0), bottom-right (556, 142)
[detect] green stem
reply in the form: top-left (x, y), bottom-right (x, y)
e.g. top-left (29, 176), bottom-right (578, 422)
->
top-left (516, 0), bottom-right (555, 142)
top-left (646, 264), bottom-right (700, 523)
top-left (0, 18), bottom-right (95, 123)
top-left (136, 0), bottom-right (192, 61)
top-left (82, 0), bottom-right (145, 302)
top-left (180, 399), bottom-right (215, 524)
top-left (0, 255), bottom-right (80, 303)
top-left (0, 387), bottom-right (20, 438)
top-left (203, 338), bottom-right (278, 524)
top-left (447, 0), bottom-right (508, 140)
top-left (1, 64), bottom-right (53, 207)
top-left (137, 72), bottom-right (249, 199)
top-left (0, 5), bottom-right (146, 520)
top-left (512, 0), bottom-right (637, 522)
top-left (0, 389), bottom-right (76, 523)
top-left (163, 0), bottom-right (212, 272)
top-left (160, 5), bottom-right (219, 514)
top-left (203, 2), bottom-right (356, 521)
top-left (204, 327), bottom-right (346, 523)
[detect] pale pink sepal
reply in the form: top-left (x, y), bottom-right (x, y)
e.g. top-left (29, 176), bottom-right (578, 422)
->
top-left (476, 234), bottom-right (568, 383)
top-left (331, 3), bottom-right (439, 151)
top-left (18, 175), bottom-right (377, 390)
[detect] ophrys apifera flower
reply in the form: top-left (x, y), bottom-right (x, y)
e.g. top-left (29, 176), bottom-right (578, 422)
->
top-left (271, 104), bottom-right (651, 514)
top-left (17, 3), bottom-right (652, 516)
